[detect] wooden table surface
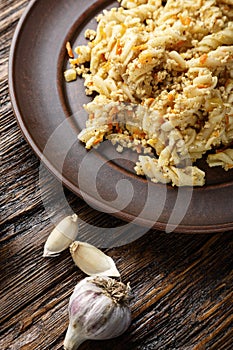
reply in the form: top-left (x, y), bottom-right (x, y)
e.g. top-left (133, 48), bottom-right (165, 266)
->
top-left (1, 1), bottom-right (233, 349)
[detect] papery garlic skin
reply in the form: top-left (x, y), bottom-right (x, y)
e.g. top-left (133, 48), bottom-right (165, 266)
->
top-left (43, 214), bottom-right (78, 257)
top-left (63, 276), bottom-right (131, 350)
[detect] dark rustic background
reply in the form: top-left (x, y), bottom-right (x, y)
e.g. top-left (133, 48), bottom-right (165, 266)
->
top-left (1, 1), bottom-right (233, 349)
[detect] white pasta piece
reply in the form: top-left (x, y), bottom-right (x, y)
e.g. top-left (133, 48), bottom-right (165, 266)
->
top-left (126, 4), bottom-right (158, 21)
top-left (120, 0), bottom-right (148, 9)
top-left (183, 128), bottom-right (197, 147)
top-left (74, 46), bottom-right (91, 64)
top-left (135, 156), bottom-right (205, 186)
top-left (119, 36), bottom-right (139, 64)
top-left (92, 76), bottom-right (110, 96)
top-left (78, 125), bottom-right (110, 149)
top-left (148, 28), bottom-right (186, 48)
top-left (197, 25), bottom-right (233, 52)
top-left (105, 78), bottom-right (118, 92)
top-left (120, 83), bottom-right (138, 102)
top-left (135, 156), bottom-right (170, 184)
top-left (207, 149), bottom-right (233, 170)
top-left (166, 165), bottom-right (205, 187)
top-left (168, 51), bottom-right (187, 70)
top-left (141, 109), bottom-right (162, 136)
top-left (193, 74), bottom-right (217, 88)
top-left (188, 46), bottom-right (233, 69)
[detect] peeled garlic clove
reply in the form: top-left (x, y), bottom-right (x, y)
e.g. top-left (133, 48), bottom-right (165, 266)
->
top-left (63, 276), bottom-right (131, 350)
top-left (69, 241), bottom-right (120, 277)
top-left (43, 214), bottom-right (78, 257)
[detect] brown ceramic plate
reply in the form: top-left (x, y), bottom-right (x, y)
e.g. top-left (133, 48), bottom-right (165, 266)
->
top-left (9, 0), bottom-right (233, 233)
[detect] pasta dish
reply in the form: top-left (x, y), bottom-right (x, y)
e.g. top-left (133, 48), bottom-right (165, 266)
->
top-left (65, 0), bottom-right (233, 186)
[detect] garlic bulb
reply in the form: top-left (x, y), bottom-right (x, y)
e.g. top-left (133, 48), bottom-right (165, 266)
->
top-left (70, 241), bottom-right (120, 277)
top-left (63, 276), bottom-right (131, 350)
top-left (43, 214), bottom-right (78, 257)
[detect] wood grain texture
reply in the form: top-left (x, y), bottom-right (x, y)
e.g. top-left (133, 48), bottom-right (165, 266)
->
top-left (1, 1), bottom-right (233, 349)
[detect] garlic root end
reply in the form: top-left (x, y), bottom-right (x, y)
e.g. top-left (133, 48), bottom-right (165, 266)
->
top-left (63, 323), bottom-right (86, 350)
